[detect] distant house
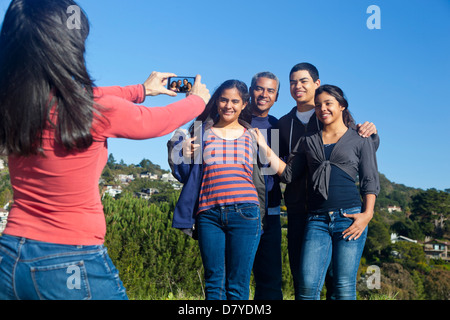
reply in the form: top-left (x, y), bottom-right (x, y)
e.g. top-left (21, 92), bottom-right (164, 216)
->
top-left (139, 172), bottom-right (150, 179)
top-left (390, 233), bottom-right (417, 244)
top-left (423, 238), bottom-right (449, 261)
top-left (171, 183), bottom-right (181, 191)
top-left (135, 192), bottom-right (151, 200)
top-left (387, 205), bottom-right (402, 213)
top-left (139, 171), bottom-right (158, 180)
top-left (390, 233), bottom-right (419, 259)
top-left (116, 174), bottom-right (134, 184)
top-left (104, 185), bottom-right (122, 198)
top-left (141, 188), bottom-right (159, 195)
top-left (161, 173), bottom-right (177, 183)
top-left (0, 209), bottom-right (8, 234)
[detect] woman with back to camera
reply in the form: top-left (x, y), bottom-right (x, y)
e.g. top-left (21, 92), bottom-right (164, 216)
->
top-left (168, 80), bottom-right (266, 300)
top-left (253, 84), bottom-right (380, 300)
top-left (0, 0), bottom-right (209, 300)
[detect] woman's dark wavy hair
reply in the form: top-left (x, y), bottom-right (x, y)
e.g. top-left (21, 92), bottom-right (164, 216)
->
top-left (315, 84), bottom-right (356, 129)
top-left (189, 80), bottom-right (251, 135)
top-left (0, 0), bottom-right (101, 156)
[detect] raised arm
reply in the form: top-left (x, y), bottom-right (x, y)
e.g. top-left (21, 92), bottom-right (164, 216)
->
top-left (252, 128), bottom-right (286, 176)
top-left (99, 94), bottom-right (206, 140)
top-left (93, 72), bottom-right (210, 104)
top-left (252, 128), bottom-right (307, 182)
top-left (96, 74), bottom-right (210, 140)
top-left (94, 85), bottom-right (146, 104)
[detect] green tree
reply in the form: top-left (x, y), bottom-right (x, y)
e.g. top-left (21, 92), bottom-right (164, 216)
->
top-left (107, 153), bottom-right (116, 168)
top-left (102, 193), bottom-right (204, 299)
top-left (391, 218), bottom-right (424, 241)
top-left (364, 216), bottom-right (391, 263)
top-left (411, 189), bottom-right (450, 237)
top-left (389, 241), bottom-right (428, 271)
top-left (423, 268), bottom-right (450, 300)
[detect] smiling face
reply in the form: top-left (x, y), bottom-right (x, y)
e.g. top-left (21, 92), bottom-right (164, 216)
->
top-left (216, 88), bottom-right (247, 125)
top-left (290, 70), bottom-right (320, 110)
top-left (250, 77), bottom-right (278, 117)
top-left (314, 92), bottom-right (345, 126)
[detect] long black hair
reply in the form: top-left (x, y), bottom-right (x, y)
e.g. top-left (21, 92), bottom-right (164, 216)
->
top-left (315, 84), bottom-right (356, 129)
top-left (0, 0), bottom-right (100, 156)
top-left (189, 79), bottom-right (251, 135)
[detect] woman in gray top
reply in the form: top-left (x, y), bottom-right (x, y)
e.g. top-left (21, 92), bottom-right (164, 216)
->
top-left (253, 84), bottom-right (379, 300)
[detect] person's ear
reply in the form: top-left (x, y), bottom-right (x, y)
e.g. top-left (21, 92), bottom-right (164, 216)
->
top-left (315, 79), bottom-right (321, 89)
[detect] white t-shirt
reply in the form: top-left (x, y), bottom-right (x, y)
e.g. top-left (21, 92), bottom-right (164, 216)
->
top-left (296, 109), bottom-right (315, 125)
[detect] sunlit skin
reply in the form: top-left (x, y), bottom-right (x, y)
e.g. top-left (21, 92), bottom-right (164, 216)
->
top-left (289, 70), bottom-right (320, 112)
top-left (314, 92), bottom-right (347, 144)
top-left (183, 88), bottom-right (247, 154)
top-left (250, 77), bottom-right (278, 117)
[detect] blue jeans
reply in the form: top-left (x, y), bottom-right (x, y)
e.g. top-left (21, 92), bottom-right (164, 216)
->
top-left (197, 203), bottom-right (261, 300)
top-left (286, 205), bottom-right (308, 299)
top-left (0, 235), bottom-right (127, 300)
top-left (253, 210), bottom-right (283, 300)
top-left (298, 207), bottom-right (367, 300)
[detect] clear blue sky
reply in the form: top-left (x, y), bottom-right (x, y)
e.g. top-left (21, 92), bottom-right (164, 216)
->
top-left (1, 0), bottom-right (449, 191)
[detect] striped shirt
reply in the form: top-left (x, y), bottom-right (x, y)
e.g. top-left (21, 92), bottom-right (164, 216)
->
top-left (197, 128), bottom-right (259, 213)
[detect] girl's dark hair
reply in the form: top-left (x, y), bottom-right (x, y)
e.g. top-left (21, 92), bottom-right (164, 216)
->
top-left (189, 80), bottom-right (251, 134)
top-left (0, 0), bottom-right (100, 156)
top-left (315, 84), bottom-right (356, 129)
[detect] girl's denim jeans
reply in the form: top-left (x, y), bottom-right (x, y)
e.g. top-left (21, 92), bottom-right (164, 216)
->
top-left (298, 207), bottom-right (367, 300)
top-left (197, 203), bottom-right (261, 300)
top-left (0, 234), bottom-right (127, 300)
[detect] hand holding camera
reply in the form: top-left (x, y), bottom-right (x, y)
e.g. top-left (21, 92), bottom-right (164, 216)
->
top-left (143, 72), bottom-right (210, 105)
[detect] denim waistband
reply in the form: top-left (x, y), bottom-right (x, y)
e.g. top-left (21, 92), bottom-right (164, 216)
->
top-left (310, 207), bottom-right (361, 215)
top-left (216, 203), bottom-right (259, 211)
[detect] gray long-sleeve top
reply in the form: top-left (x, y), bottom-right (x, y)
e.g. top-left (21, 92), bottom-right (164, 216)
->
top-left (280, 127), bottom-right (380, 201)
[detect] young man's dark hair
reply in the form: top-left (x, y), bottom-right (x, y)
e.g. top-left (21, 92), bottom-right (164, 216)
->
top-left (289, 62), bottom-right (320, 82)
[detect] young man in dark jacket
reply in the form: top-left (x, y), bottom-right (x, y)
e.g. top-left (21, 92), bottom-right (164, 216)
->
top-left (278, 63), bottom-right (379, 299)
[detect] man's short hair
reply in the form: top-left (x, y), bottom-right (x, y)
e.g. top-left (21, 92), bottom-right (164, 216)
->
top-left (289, 63), bottom-right (319, 82)
top-left (251, 71), bottom-right (280, 93)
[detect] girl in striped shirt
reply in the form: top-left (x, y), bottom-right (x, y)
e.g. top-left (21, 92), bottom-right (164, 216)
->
top-left (176, 80), bottom-right (265, 300)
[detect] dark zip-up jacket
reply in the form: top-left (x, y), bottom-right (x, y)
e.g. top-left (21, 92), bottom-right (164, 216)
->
top-left (277, 107), bottom-right (322, 211)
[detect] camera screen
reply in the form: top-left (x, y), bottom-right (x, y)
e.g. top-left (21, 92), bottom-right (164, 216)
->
top-left (168, 77), bottom-right (195, 93)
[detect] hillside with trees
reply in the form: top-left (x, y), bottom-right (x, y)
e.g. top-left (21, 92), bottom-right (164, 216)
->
top-left (0, 155), bottom-right (449, 300)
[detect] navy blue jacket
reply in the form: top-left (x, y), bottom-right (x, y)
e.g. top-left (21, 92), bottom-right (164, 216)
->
top-left (250, 114), bottom-right (282, 209)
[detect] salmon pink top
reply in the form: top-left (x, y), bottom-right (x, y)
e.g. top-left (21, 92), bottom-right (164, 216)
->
top-left (4, 85), bottom-right (205, 245)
